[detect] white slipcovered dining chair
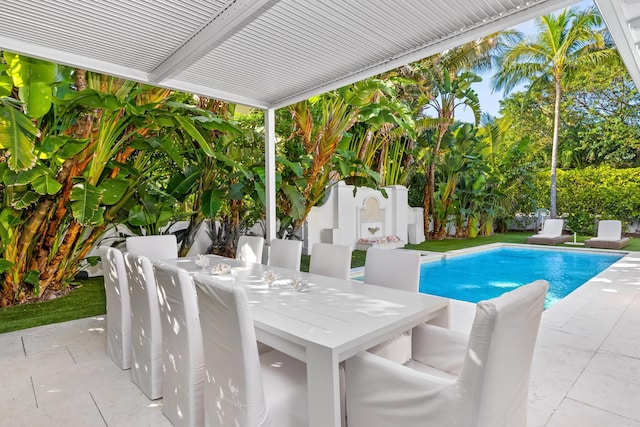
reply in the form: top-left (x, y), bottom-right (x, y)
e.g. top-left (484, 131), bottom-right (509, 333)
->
top-left (154, 261), bottom-right (204, 427)
top-left (346, 280), bottom-right (549, 427)
top-left (364, 247), bottom-right (421, 292)
top-left (124, 252), bottom-right (163, 400)
top-left (267, 239), bottom-right (302, 271)
top-left (99, 246), bottom-right (131, 370)
top-left (126, 234), bottom-right (178, 260)
top-left (193, 274), bottom-right (308, 427)
top-left (308, 243), bottom-right (352, 279)
top-left (236, 235), bottom-right (265, 264)
top-left (364, 248), bottom-right (421, 364)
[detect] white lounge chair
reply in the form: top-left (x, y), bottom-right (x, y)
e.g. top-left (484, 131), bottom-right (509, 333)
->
top-left (346, 280), bottom-right (549, 427)
top-left (585, 220), bottom-right (630, 249)
top-left (526, 218), bottom-right (571, 245)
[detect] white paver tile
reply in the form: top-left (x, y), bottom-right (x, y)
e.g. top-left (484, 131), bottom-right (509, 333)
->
top-left (13, 392), bottom-right (106, 427)
top-left (546, 398), bottom-right (640, 427)
top-left (568, 351), bottom-right (640, 422)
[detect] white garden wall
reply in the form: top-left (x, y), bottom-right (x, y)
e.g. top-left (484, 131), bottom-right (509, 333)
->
top-left (304, 181), bottom-right (424, 255)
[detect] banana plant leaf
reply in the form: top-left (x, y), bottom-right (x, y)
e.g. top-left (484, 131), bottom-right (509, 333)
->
top-left (70, 180), bottom-right (104, 225)
top-left (3, 52), bottom-right (56, 118)
top-left (0, 101), bottom-right (39, 171)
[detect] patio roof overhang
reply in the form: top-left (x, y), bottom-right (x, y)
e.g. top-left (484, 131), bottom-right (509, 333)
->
top-left (4, 0), bottom-right (626, 111)
top-left (596, 0), bottom-right (640, 91)
top-left (1, 0), bottom-right (639, 241)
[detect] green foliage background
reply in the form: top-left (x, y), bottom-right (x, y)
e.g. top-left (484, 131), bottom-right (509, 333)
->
top-left (523, 166), bottom-right (640, 232)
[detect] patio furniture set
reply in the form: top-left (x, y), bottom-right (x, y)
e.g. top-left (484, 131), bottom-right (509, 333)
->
top-left (100, 236), bottom-right (548, 426)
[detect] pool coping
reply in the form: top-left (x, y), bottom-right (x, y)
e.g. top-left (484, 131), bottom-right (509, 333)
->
top-left (418, 242), bottom-right (630, 260)
top-left (350, 242), bottom-right (631, 280)
top-left (350, 243), bottom-right (637, 331)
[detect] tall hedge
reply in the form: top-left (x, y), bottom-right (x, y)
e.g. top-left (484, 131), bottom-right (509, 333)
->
top-left (527, 166), bottom-right (640, 232)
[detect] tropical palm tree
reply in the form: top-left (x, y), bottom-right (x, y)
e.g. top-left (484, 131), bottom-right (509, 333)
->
top-left (390, 32), bottom-right (515, 239)
top-left (492, 6), bottom-right (617, 217)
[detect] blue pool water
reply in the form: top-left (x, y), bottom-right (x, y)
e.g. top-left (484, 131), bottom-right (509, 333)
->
top-left (419, 247), bottom-right (624, 308)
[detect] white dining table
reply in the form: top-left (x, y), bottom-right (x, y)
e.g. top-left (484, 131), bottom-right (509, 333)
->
top-left (165, 254), bottom-right (450, 427)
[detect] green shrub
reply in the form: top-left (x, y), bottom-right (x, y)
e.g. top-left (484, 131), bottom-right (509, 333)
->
top-left (524, 166), bottom-right (640, 226)
top-left (565, 210), bottom-right (595, 234)
top-left (407, 172), bottom-right (426, 208)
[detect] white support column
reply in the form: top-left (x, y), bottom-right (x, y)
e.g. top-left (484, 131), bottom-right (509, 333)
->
top-left (265, 108), bottom-right (277, 245)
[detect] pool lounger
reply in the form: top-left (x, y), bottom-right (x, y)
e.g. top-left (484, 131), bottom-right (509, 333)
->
top-left (584, 220), bottom-right (630, 250)
top-left (584, 237), bottom-right (630, 250)
top-left (526, 219), bottom-right (571, 246)
top-left (526, 234), bottom-right (572, 245)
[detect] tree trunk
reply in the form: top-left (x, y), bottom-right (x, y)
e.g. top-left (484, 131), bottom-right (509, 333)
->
top-left (1, 274), bottom-right (17, 306)
top-left (226, 200), bottom-right (242, 257)
top-left (460, 217), bottom-right (472, 238)
top-left (33, 69), bottom-right (95, 291)
top-left (422, 126), bottom-right (447, 240)
top-left (357, 130), bottom-right (374, 161)
top-left (434, 175), bottom-right (457, 239)
top-left (180, 213), bottom-right (204, 257)
top-left (13, 199), bottom-right (54, 279)
top-left (378, 137), bottom-right (388, 183)
top-left (550, 78), bottom-right (562, 218)
top-left (75, 69), bottom-right (88, 91)
top-left (403, 139), bottom-right (414, 170)
top-left (74, 223), bottom-right (108, 262)
top-left (39, 220), bottom-right (84, 296)
top-left (422, 165), bottom-right (433, 239)
top-left (31, 159), bottom-right (80, 273)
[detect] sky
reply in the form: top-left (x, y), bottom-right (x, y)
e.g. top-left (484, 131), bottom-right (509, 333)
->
top-left (456, 0), bottom-right (594, 123)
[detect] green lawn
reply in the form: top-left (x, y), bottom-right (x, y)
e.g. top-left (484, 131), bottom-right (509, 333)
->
top-left (301, 249), bottom-right (367, 271)
top-left (0, 277), bottom-right (106, 334)
top-left (408, 231), bottom-right (640, 252)
top-left (1, 231), bottom-right (636, 333)
top-left (406, 231), bottom-right (531, 251)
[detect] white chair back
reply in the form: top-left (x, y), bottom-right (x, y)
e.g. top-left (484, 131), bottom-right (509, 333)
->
top-left (268, 239), bottom-right (302, 271)
top-left (99, 246), bottom-right (131, 370)
top-left (309, 243), bottom-right (352, 279)
top-left (154, 261), bottom-right (204, 427)
top-left (345, 280), bottom-right (548, 427)
top-left (459, 280), bottom-right (548, 426)
top-left (126, 235), bottom-right (178, 260)
top-left (540, 218), bottom-right (564, 236)
top-left (596, 220), bottom-right (622, 240)
top-left (236, 235), bottom-right (265, 264)
top-left (124, 252), bottom-right (163, 400)
top-left (364, 248), bottom-right (421, 363)
top-left (193, 275), bottom-right (267, 426)
top-left (364, 248), bottom-right (420, 292)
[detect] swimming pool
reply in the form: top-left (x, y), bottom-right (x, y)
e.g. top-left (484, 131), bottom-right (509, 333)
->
top-left (419, 246), bottom-right (624, 308)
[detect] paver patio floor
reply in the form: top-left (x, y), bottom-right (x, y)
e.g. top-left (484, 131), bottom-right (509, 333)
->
top-left (1, 249), bottom-right (639, 426)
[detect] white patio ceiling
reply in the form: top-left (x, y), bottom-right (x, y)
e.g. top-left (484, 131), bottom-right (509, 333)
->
top-left (1, 0), bottom-right (638, 109)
